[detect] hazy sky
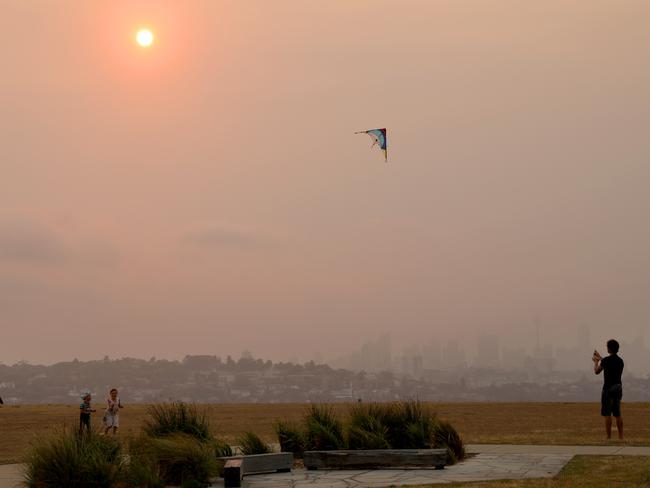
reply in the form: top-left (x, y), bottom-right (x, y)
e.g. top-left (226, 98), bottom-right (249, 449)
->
top-left (2, 1), bottom-right (649, 364)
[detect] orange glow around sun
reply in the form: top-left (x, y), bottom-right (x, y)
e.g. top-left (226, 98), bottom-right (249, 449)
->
top-left (97, 2), bottom-right (196, 77)
top-left (136, 29), bottom-right (154, 47)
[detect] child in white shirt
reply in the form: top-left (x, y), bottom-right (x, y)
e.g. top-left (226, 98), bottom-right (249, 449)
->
top-left (103, 388), bottom-right (123, 435)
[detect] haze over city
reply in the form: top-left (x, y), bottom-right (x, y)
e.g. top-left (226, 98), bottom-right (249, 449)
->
top-left (2, 1), bottom-right (649, 365)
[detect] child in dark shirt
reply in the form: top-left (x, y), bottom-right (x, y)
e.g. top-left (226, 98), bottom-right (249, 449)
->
top-left (79, 391), bottom-right (96, 434)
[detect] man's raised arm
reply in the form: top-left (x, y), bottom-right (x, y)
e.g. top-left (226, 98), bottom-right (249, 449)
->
top-left (593, 351), bottom-right (603, 374)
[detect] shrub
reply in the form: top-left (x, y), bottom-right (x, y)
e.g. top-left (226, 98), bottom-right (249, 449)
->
top-left (23, 429), bottom-right (123, 488)
top-left (143, 403), bottom-right (213, 443)
top-left (129, 434), bottom-right (218, 487)
top-left (237, 431), bottom-right (270, 455)
top-left (303, 404), bottom-right (345, 450)
top-left (432, 420), bottom-right (465, 463)
top-left (275, 420), bottom-right (305, 457)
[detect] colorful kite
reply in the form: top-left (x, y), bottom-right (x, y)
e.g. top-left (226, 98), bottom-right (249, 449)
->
top-left (356, 128), bottom-right (388, 162)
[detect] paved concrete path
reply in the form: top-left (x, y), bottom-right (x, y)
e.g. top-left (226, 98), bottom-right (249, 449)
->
top-left (209, 444), bottom-right (650, 488)
top-left (3, 445), bottom-right (650, 488)
top-left (0, 464), bottom-right (21, 488)
top-left (467, 443), bottom-right (650, 456)
top-left (215, 453), bottom-right (573, 487)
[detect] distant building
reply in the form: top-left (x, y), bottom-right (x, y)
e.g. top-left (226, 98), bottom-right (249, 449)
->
top-left (399, 354), bottom-right (423, 378)
top-left (421, 341), bottom-right (442, 369)
top-left (182, 355), bottom-right (220, 370)
top-left (360, 334), bottom-right (392, 371)
top-left (501, 346), bottom-right (526, 370)
top-left (475, 334), bottom-right (500, 368)
top-left (442, 341), bottom-right (466, 370)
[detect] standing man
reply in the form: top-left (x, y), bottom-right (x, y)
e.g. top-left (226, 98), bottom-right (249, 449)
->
top-left (593, 339), bottom-right (624, 440)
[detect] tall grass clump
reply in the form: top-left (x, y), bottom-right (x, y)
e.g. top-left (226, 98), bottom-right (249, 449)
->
top-left (398, 400), bottom-right (437, 449)
top-left (129, 434), bottom-right (217, 487)
top-left (346, 400), bottom-right (436, 449)
top-left (274, 401), bottom-right (464, 465)
top-left (275, 420), bottom-right (305, 457)
top-left (136, 402), bottom-right (232, 482)
top-left (123, 449), bottom-right (165, 488)
top-left (237, 431), bottom-right (270, 455)
top-left (143, 403), bottom-right (212, 442)
top-left (381, 400), bottom-right (436, 449)
top-left (432, 420), bottom-right (465, 464)
top-left (23, 429), bottom-right (123, 488)
top-left (303, 404), bottom-right (345, 450)
top-left (213, 438), bottom-right (233, 458)
top-left (347, 404), bottom-right (390, 450)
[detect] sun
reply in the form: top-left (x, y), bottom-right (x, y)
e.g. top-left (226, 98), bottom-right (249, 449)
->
top-left (136, 29), bottom-right (154, 47)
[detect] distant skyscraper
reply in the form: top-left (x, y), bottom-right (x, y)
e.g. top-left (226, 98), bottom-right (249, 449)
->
top-left (501, 346), bottom-right (526, 370)
top-left (476, 334), bottom-right (500, 368)
top-left (400, 354), bottom-right (423, 377)
top-left (421, 341), bottom-right (442, 369)
top-left (360, 334), bottom-right (392, 371)
top-left (442, 341), bottom-right (466, 370)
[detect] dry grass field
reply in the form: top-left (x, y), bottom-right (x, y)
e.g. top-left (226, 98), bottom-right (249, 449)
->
top-left (1, 402), bottom-right (649, 465)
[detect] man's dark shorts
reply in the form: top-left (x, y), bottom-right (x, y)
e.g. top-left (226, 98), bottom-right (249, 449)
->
top-left (601, 384), bottom-right (623, 417)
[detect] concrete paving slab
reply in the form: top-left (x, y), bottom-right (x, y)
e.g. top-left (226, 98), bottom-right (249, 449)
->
top-left (617, 446), bottom-right (650, 455)
top-left (466, 443), bottom-right (650, 456)
top-left (210, 453), bottom-right (572, 487)
top-left (0, 464), bottom-right (21, 488)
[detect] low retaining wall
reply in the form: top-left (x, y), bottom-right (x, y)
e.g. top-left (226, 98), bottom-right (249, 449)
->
top-left (304, 448), bottom-right (448, 470)
top-left (221, 452), bottom-right (293, 487)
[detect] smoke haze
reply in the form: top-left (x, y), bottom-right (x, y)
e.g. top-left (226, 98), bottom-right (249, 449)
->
top-left (1, 1), bottom-right (649, 364)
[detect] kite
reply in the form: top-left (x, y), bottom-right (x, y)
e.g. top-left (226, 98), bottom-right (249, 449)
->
top-left (355, 128), bottom-right (388, 162)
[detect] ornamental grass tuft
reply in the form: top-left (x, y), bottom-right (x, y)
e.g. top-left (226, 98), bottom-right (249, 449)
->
top-left (143, 402), bottom-right (213, 443)
top-left (23, 429), bottom-right (123, 488)
top-left (275, 420), bottom-right (305, 457)
top-left (303, 404), bottom-right (346, 450)
top-left (237, 431), bottom-right (270, 455)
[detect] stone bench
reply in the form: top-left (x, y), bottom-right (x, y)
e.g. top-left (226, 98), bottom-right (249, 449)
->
top-left (303, 449), bottom-right (448, 470)
top-left (222, 452), bottom-right (293, 487)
